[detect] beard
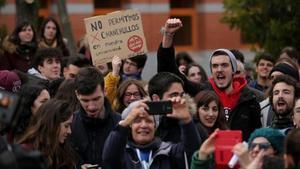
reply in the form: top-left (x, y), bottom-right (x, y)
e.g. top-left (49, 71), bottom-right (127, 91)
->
top-left (274, 99), bottom-right (294, 117)
top-left (217, 81), bottom-right (232, 91)
top-left (275, 107), bottom-right (293, 116)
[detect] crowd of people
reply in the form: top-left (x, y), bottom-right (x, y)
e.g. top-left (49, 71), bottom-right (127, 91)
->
top-left (0, 16), bottom-right (300, 169)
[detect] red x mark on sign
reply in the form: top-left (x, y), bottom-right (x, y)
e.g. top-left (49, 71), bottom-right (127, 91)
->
top-left (90, 31), bottom-right (101, 44)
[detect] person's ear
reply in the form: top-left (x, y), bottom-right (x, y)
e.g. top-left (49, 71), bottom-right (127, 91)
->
top-left (38, 65), bottom-right (43, 73)
top-left (138, 67), bottom-right (144, 72)
top-left (151, 94), bottom-right (160, 101)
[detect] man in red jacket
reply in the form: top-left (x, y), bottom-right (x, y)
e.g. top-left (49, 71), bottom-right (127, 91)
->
top-left (157, 18), bottom-right (261, 140)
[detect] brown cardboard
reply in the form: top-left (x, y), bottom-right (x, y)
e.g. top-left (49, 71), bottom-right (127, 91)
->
top-left (84, 9), bottom-right (148, 66)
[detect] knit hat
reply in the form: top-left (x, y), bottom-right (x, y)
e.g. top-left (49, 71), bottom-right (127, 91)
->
top-left (0, 70), bottom-right (21, 93)
top-left (210, 49), bottom-right (237, 73)
top-left (248, 128), bottom-right (285, 154)
top-left (269, 63), bottom-right (299, 81)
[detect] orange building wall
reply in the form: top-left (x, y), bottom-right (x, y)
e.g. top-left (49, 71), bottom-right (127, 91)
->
top-left (0, 0), bottom-right (246, 52)
top-left (196, 0), bottom-right (243, 50)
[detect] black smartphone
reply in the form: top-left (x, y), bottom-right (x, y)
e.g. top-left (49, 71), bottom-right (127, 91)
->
top-left (145, 100), bottom-right (173, 115)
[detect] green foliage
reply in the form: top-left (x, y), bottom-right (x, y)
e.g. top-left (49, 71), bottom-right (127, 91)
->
top-left (221, 0), bottom-right (300, 57)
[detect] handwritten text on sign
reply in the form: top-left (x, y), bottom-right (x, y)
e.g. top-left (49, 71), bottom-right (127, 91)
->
top-left (84, 10), bottom-right (148, 66)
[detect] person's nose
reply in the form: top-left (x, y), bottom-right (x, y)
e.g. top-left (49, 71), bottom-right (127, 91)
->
top-left (87, 102), bottom-right (97, 110)
top-left (140, 120), bottom-right (147, 127)
top-left (252, 144), bottom-right (260, 152)
top-left (208, 109), bottom-right (214, 116)
top-left (67, 127), bottom-right (72, 135)
top-left (129, 94), bottom-right (135, 99)
top-left (53, 62), bottom-right (60, 68)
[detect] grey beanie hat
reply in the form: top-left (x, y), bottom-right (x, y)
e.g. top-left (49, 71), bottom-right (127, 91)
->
top-left (209, 48), bottom-right (237, 73)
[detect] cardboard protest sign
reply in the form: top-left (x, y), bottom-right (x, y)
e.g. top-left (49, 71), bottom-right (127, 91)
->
top-left (84, 9), bottom-right (148, 66)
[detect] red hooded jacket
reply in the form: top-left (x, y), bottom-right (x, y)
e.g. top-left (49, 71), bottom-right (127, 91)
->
top-left (209, 77), bottom-right (247, 112)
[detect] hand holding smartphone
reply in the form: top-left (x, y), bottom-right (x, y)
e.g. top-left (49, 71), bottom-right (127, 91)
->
top-left (145, 100), bottom-right (172, 115)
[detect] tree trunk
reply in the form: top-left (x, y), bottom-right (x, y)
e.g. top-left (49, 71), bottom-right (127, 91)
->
top-left (56, 0), bottom-right (76, 56)
top-left (16, 0), bottom-right (38, 29)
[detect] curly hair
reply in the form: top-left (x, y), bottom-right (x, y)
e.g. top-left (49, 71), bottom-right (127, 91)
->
top-left (113, 79), bottom-right (147, 113)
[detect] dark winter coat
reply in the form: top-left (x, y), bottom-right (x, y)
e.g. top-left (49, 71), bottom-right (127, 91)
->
top-left (69, 99), bottom-right (121, 168)
top-left (157, 44), bottom-right (261, 140)
top-left (0, 37), bottom-right (36, 72)
top-left (102, 121), bottom-right (200, 169)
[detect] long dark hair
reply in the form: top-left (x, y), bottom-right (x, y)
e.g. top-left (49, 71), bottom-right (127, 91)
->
top-left (193, 90), bottom-right (227, 134)
top-left (55, 79), bottom-right (80, 113)
top-left (9, 21), bottom-right (37, 45)
top-left (285, 128), bottom-right (300, 169)
top-left (18, 99), bottom-right (76, 169)
top-left (185, 63), bottom-right (208, 83)
top-left (39, 17), bottom-right (66, 49)
top-left (175, 52), bottom-right (194, 66)
top-left (114, 79), bottom-right (147, 113)
top-left (14, 82), bottom-right (49, 140)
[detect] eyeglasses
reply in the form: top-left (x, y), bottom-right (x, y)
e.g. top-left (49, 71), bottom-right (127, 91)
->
top-left (249, 142), bottom-right (271, 150)
top-left (124, 92), bottom-right (141, 98)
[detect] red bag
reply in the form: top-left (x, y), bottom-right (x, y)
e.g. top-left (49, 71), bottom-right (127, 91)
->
top-left (214, 130), bottom-right (242, 169)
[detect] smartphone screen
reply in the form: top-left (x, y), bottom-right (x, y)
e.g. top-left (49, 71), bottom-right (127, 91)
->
top-left (145, 100), bottom-right (172, 115)
top-left (214, 130), bottom-right (242, 168)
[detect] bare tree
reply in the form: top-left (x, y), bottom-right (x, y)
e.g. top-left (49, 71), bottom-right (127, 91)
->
top-left (16, 0), bottom-right (38, 29)
top-left (56, 0), bottom-right (76, 55)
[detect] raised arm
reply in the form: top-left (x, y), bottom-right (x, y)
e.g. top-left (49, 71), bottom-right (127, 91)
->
top-left (157, 18), bottom-right (182, 73)
top-left (104, 55), bottom-right (121, 106)
top-left (162, 18), bottom-right (182, 48)
top-left (167, 96), bottom-right (202, 167)
top-left (102, 101), bottom-right (149, 168)
top-left (157, 19), bottom-right (206, 97)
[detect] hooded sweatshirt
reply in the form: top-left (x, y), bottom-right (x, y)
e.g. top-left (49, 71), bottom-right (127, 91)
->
top-left (209, 77), bottom-right (247, 121)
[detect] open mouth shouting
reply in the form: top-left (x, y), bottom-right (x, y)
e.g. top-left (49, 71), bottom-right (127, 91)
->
top-left (275, 99), bottom-right (288, 113)
top-left (215, 73), bottom-right (229, 88)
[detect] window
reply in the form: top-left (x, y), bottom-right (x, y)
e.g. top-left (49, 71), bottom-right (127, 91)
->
top-left (170, 0), bottom-right (197, 50)
top-left (94, 0), bottom-right (121, 8)
top-left (170, 0), bottom-right (194, 8)
top-left (170, 15), bottom-right (192, 46)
